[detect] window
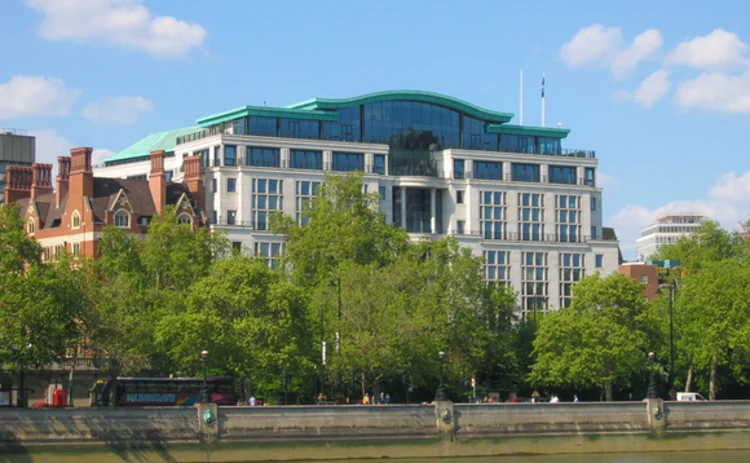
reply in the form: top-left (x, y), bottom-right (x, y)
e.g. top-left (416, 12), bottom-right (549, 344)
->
top-left (539, 137), bottom-right (561, 155)
top-left (224, 145), bottom-right (237, 166)
top-left (484, 250), bottom-right (509, 285)
top-left (549, 166), bottom-right (577, 185)
top-left (72, 243), bottom-right (80, 257)
top-left (253, 178), bottom-right (284, 230)
top-left (250, 116), bottom-right (277, 137)
top-left (378, 185), bottom-right (386, 200)
top-left (280, 119), bottom-right (319, 139)
top-left (591, 196), bottom-right (597, 211)
top-left (212, 178), bottom-right (217, 193)
top-left (585, 168), bottom-right (596, 187)
top-left (322, 106), bottom-right (360, 142)
top-left (559, 253), bottom-right (585, 308)
top-left (591, 226), bottom-right (597, 240)
top-left (641, 275), bottom-right (648, 284)
top-left (72, 211), bottom-right (81, 229)
top-left (255, 242), bottom-right (283, 269)
top-left (519, 193), bottom-right (544, 241)
top-left (473, 161), bottom-right (503, 180)
top-left (595, 254), bottom-right (603, 268)
top-left (211, 211), bottom-right (217, 224)
top-left (556, 195), bottom-right (581, 243)
top-left (480, 191), bottom-right (506, 240)
top-left (232, 242), bottom-right (243, 253)
top-left (165, 171), bottom-right (174, 182)
top-left (511, 163), bottom-right (540, 182)
top-left (332, 152), bottom-right (365, 172)
top-left (114, 210), bottom-right (130, 228)
top-left (373, 154), bottom-right (385, 175)
top-left (462, 116), bottom-right (498, 151)
top-left (362, 100), bottom-right (460, 148)
top-left (227, 178), bottom-right (237, 193)
top-left (295, 180), bottom-right (320, 225)
top-left (456, 220), bottom-right (465, 234)
top-left (227, 210), bottom-right (236, 225)
top-left (501, 135), bottom-right (536, 154)
top-left (27, 219), bottom-right (35, 234)
top-left (290, 150), bottom-right (323, 170)
top-left (177, 213), bottom-right (192, 225)
top-left (139, 216), bottom-right (150, 226)
top-left (522, 252), bottom-right (548, 319)
top-left (213, 146), bottom-right (221, 166)
top-left (456, 190), bottom-right (464, 204)
top-left (246, 147), bottom-right (280, 168)
top-left (453, 159), bottom-right (464, 179)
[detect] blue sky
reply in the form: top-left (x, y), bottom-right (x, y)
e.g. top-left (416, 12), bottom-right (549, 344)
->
top-left (2, 0), bottom-right (750, 257)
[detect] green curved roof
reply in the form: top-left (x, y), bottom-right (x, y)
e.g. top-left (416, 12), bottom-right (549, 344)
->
top-left (102, 126), bottom-right (198, 165)
top-left (286, 90), bottom-right (514, 123)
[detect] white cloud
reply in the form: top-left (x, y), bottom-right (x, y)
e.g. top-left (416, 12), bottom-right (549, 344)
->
top-left (561, 24), bottom-right (663, 79)
top-left (673, 71), bottom-right (750, 113)
top-left (613, 70), bottom-right (672, 108)
top-left (666, 29), bottom-right (749, 70)
top-left (26, 0), bottom-right (207, 58)
top-left (608, 171), bottom-right (750, 258)
top-left (92, 149), bottom-right (116, 166)
top-left (82, 96), bottom-right (155, 125)
top-left (0, 76), bottom-right (80, 120)
top-left (30, 129), bottom-right (72, 166)
top-left (597, 172), bottom-right (622, 190)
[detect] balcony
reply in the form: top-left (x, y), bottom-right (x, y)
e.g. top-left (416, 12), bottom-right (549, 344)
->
top-left (498, 146), bottom-right (596, 159)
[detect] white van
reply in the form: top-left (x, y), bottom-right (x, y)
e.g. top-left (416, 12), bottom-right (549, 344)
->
top-left (677, 392), bottom-right (707, 401)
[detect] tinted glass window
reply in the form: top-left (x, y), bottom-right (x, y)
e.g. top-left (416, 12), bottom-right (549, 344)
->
top-left (280, 119), bottom-right (319, 139)
top-left (453, 159), bottom-right (464, 179)
top-left (462, 115), bottom-right (498, 151)
top-left (549, 166), bottom-right (577, 185)
top-left (373, 155), bottom-right (385, 175)
top-left (473, 161), bottom-right (503, 180)
top-left (501, 135), bottom-right (536, 154)
top-left (332, 152), bottom-right (365, 172)
top-left (290, 150), bottom-right (323, 170)
top-left (322, 106), bottom-right (361, 142)
top-left (539, 137), bottom-right (561, 155)
top-left (250, 117), bottom-right (277, 137)
top-left (363, 101), bottom-right (460, 149)
top-left (585, 168), bottom-right (595, 186)
top-left (224, 145), bottom-right (237, 166)
top-left (511, 163), bottom-right (540, 182)
top-left (246, 147), bottom-right (280, 167)
top-left (232, 117), bottom-right (249, 135)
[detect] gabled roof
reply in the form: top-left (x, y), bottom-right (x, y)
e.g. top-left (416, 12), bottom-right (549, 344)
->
top-left (102, 126), bottom-right (198, 165)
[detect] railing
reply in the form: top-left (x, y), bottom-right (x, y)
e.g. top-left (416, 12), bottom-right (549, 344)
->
top-left (0, 128), bottom-right (29, 135)
top-left (499, 146), bottom-right (596, 159)
top-left (212, 220), bottom-right (276, 230)
top-left (389, 159), bottom-right (442, 178)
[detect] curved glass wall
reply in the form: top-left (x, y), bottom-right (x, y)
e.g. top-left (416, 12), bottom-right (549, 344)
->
top-left (363, 101), bottom-right (460, 149)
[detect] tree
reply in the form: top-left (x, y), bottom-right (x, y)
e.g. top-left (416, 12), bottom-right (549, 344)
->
top-left (530, 273), bottom-right (660, 401)
top-left (0, 203), bottom-right (41, 273)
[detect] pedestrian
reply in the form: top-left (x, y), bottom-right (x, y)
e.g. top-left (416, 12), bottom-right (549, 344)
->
top-left (363, 393), bottom-right (370, 405)
top-left (550, 394), bottom-right (560, 403)
top-left (573, 394), bottom-right (579, 403)
top-left (378, 392), bottom-right (385, 405)
top-left (248, 395), bottom-right (256, 407)
top-left (385, 393), bottom-right (391, 404)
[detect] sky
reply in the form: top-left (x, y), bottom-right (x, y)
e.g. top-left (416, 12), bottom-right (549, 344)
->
top-left (2, 0), bottom-right (750, 259)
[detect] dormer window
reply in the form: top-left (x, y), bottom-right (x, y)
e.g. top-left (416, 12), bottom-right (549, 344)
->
top-left (72, 210), bottom-right (81, 229)
top-left (27, 218), bottom-right (35, 234)
top-left (177, 213), bottom-right (193, 225)
top-left (114, 210), bottom-right (130, 228)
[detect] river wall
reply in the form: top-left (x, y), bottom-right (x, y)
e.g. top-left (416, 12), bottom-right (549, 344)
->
top-left (3, 400), bottom-right (750, 462)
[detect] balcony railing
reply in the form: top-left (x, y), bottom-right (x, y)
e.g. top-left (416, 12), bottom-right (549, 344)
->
top-left (499, 146), bottom-right (596, 159)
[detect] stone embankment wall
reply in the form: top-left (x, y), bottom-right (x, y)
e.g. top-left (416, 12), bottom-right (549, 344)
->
top-left (3, 400), bottom-right (750, 462)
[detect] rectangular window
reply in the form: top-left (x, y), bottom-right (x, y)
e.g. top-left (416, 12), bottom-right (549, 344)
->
top-left (473, 161), bottom-right (503, 180)
top-left (72, 243), bottom-right (80, 257)
top-left (549, 165), bottom-right (577, 185)
top-left (252, 178), bottom-right (284, 231)
top-left (641, 275), bottom-right (648, 284)
top-left (453, 159), bottom-right (464, 179)
top-left (480, 191), bottom-right (507, 240)
top-left (290, 150), bottom-right (323, 170)
top-left (519, 193), bottom-right (544, 241)
top-left (585, 168), bottom-right (596, 187)
top-left (250, 116), bottom-right (278, 137)
top-left (484, 250), bottom-right (509, 286)
top-left (254, 242), bottom-right (284, 269)
top-left (214, 146), bottom-right (221, 166)
top-left (457, 220), bottom-right (465, 234)
top-left (456, 190), bottom-right (464, 204)
top-left (373, 154), bottom-right (385, 175)
top-left (212, 178), bottom-right (217, 193)
top-left (280, 119), bottom-right (319, 139)
top-left (591, 196), bottom-right (597, 211)
top-left (232, 242), bottom-right (243, 253)
top-left (511, 163), bottom-right (541, 182)
top-left (521, 251), bottom-right (548, 319)
top-left (211, 211), bottom-right (217, 224)
top-left (296, 180), bottom-right (321, 225)
top-left (378, 185), bottom-right (386, 200)
top-left (227, 178), bottom-right (237, 193)
top-left (227, 210), bottom-right (236, 225)
top-left (246, 147), bottom-right (281, 168)
top-left (591, 226), bottom-right (597, 240)
top-left (559, 253), bottom-right (585, 308)
top-left (332, 152), bottom-right (365, 172)
top-left (165, 171), bottom-right (174, 182)
top-left (224, 145), bottom-right (237, 166)
top-left (595, 254), bottom-right (603, 268)
top-left (556, 194), bottom-right (581, 243)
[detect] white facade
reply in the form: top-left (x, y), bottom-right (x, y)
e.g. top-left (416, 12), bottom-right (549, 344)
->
top-left (95, 133), bottom-right (619, 318)
top-left (636, 214), bottom-right (705, 262)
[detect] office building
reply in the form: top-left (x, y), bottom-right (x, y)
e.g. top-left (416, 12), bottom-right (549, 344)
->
top-left (0, 129), bottom-right (35, 204)
top-left (95, 90), bottom-right (620, 316)
top-left (636, 214), bottom-right (705, 262)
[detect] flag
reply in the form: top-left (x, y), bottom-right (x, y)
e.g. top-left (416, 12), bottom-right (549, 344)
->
top-left (541, 76), bottom-right (545, 98)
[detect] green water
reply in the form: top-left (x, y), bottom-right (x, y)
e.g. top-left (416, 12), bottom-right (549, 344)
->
top-left (272, 451), bottom-right (750, 463)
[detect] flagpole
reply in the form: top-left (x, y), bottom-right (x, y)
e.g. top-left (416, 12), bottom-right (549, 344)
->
top-left (541, 72), bottom-right (546, 128)
top-left (520, 69), bottom-right (524, 126)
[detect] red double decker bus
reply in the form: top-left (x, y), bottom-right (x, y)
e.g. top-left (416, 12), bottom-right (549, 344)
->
top-left (90, 376), bottom-right (236, 407)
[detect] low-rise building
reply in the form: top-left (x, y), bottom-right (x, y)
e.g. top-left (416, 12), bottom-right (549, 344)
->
top-left (636, 215), bottom-right (704, 262)
top-left (618, 262), bottom-right (660, 301)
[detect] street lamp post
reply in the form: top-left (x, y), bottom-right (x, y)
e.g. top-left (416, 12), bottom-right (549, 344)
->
top-left (200, 350), bottom-right (210, 403)
top-left (435, 351), bottom-right (446, 401)
top-left (646, 352), bottom-right (659, 399)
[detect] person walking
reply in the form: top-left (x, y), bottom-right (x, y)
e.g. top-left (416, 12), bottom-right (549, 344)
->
top-left (363, 393), bottom-right (370, 405)
top-left (573, 394), bottom-right (579, 403)
top-left (550, 394), bottom-right (560, 403)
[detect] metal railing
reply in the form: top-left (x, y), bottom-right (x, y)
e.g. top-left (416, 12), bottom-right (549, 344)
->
top-left (499, 146), bottom-right (596, 158)
top-left (0, 128), bottom-right (29, 135)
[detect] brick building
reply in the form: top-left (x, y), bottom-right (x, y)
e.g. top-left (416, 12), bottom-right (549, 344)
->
top-left (3, 147), bottom-right (206, 258)
top-left (618, 262), bottom-right (660, 301)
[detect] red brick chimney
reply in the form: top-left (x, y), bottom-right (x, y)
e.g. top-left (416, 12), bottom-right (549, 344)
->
top-left (149, 150), bottom-right (166, 215)
top-left (4, 165), bottom-right (33, 204)
top-left (182, 155), bottom-right (204, 213)
top-left (31, 163), bottom-right (53, 199)
top-left (56, 156), bottom-right (71, 207)
top-left (69, 147), bottom-right (94, 200)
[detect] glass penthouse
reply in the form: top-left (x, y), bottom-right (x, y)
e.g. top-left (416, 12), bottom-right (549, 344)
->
top-left (95, 90), bottom-right (619, 316)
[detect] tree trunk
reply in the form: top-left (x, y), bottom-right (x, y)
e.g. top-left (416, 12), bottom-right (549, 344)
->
top-left (604, 380), bottom-right (613, 402)
top-left (685, 363), bottom-right (694, 393)
top-left (67, 357), bottom-right (76, 407)
top-left (709, 354), bottom-right (718, 400)
top-left (360, 372), bottom-right (366, 400)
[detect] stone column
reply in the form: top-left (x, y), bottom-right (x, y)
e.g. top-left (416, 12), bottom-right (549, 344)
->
top-left (430, 188), bottom-right (437, 234)
top-left (400, 187), bottom-right (407, 230)
top-left (434, 400), bottom-right (455, 438)
top-left (197, 402), bottom-right (219, 444)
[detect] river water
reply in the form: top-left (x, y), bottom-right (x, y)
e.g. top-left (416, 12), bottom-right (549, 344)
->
top-left (273, 451), bottom-right (750, 463)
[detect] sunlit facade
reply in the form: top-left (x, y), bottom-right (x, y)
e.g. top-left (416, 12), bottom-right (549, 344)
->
top-left (94, 91), bottom-right (619, 316)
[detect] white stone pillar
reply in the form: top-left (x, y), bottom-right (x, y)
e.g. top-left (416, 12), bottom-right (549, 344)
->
top-left (430, 188), bottom-right (437, 234)
top-left (323, 150), bottom-right (333, 171)
top-left (400, 187), bottom-right (407, 230)
top-left (280, 148), bottom-right (290, 168)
